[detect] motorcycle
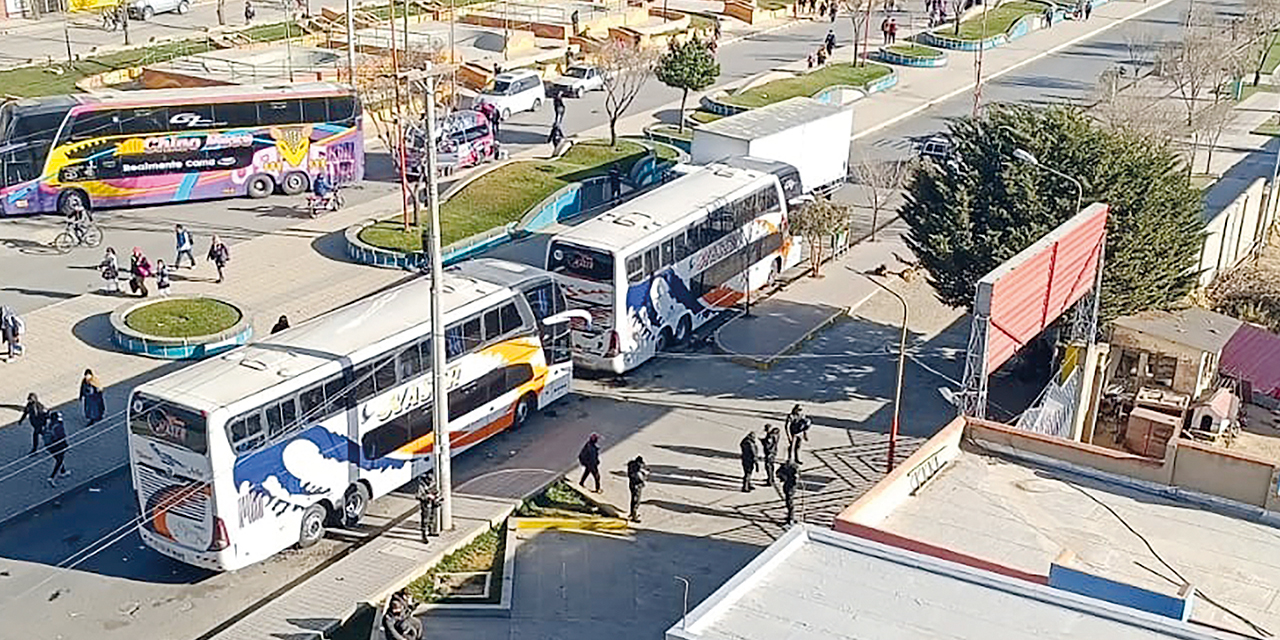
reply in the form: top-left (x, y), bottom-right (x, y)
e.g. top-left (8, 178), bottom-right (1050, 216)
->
top-left (306, 186), bottom-right (345, 217)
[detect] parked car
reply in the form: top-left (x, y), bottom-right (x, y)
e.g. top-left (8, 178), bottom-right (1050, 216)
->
top-left (128, 0), bottom-right (190, 19)
top-left (917, 135), bottom-right (953, 163)
top-left (547, 65), bottom-right (606, 98)
top-left (475, 69), bottom-right (546, 120)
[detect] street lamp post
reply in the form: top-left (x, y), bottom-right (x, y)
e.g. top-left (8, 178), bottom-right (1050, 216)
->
top-left (1012, 147), bottom-right (1083, 216)
top-left (861, 270), bottom-right (908, 473)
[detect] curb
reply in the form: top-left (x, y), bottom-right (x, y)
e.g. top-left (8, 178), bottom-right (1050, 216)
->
top-left (412, 521), bottom-right (520, 618)
top-left (511, 515), bottom-right (631, 531)
top-left (109, 295), bottom-right (254, 360)
top-left (715, 304), bottom-right (851, 371)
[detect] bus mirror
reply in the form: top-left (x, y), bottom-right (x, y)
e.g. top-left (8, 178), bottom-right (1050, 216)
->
top-left (543, 309), bottom-right (592, 328)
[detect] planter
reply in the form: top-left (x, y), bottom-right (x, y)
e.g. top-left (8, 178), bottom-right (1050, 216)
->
top-left (110, 296), bottom-right (252, 360)
top-left (644, 124), bottom-right (693, 152)
top-left (918, 30), bottom-right (1007, 50)
top-left (877, 44), bottom-right (948, 67)
top-left (345, 221), bottom-right (516, 271)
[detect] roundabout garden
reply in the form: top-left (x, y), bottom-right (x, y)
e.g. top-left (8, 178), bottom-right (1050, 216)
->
top-left (111, 296), bottom-right (253, 359)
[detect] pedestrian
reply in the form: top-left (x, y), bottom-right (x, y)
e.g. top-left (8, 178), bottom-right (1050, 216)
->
top-left (155, 259), bottom-right (172, 296)
top-left (625, 455), bottom-right (649, 522)
top-left (382, 589), bottom-right (422, 640)
top-left (548, 122), bottom-right (565, 148)
top-left (18, 392), bottom-right (48, 455)
top-left (761, 424), bottom-right (780, 486)
top-left (271, 315), bottom-right (291, 334)
top-left (552, 93), bottom-right (565, 127)
top-left (129, 247), bottom-right (151, 297)
top-left (99, 247), bottom-right (120, 292)
top-left (80, 369), bottom-right (105, 426)
top-left (739, 431), bottom-right (759, 492)
top-left (416, 472), bottom-right (440, 542)
top-left (778, 459), bottom-right (800, 525)
top-left (829, 3), bottom-right (837, 21)
top-left (608, 165), bottom-right (622, 200)
top-left (784, 404), bottom-right (811, 463)
top-left (578, 432), bottom-right (601, 491)
top-left (818, 1), bottom-right (827, 18)
top-left (244, 0), bottom-right (255, 23)
top-left (571, 9), bottom-right (580, 35)
top-left (207, 234), bottom-right (230, 284)
top-left (825, 29), bottom-right (836, 56)
top-left (888, 17), bottom-right (898, 43)
top-left (44, 410), bottom-right (69, 486)
top-left (1, 305), bottom-right (23, 360)
top-left (816, 45), bottom-right (827, 65)
top-left (1083, 0), bottom-right (1091, 19)
top-left (881, 17), bottom-right (890, 43)
top-left (174, 224), bottom-right (195, 269)
top-left (713, 20), bottom-right (721, 42)
top-left (807, 53), bottom-right (815, 68)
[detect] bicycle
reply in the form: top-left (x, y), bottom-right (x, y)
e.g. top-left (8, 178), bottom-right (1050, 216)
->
top-left (53, 219), bottom-right (103, 253)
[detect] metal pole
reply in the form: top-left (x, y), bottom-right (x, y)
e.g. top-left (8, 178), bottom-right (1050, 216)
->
top-left (973, 2), bottom-right (988, 116)
top-left (861, 0), bottom-right (872, 66)
top-left (425, 74), bottom-right (453, 532)
top-left (345, 0), bottom-right (356, 84)
top-left (403, 0), bottom-right (409, 56)
top-left (390, 0), bottom-right (410, 230)
top-left (285, 15), bottom-right (295, 82)
top-left (63, 13), bottom-right (73, 63)
top-left (863, 273), bottom-right (907, 472)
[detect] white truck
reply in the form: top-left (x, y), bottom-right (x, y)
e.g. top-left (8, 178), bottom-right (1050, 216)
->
top-left (690, 97), bottom-right (853, 196)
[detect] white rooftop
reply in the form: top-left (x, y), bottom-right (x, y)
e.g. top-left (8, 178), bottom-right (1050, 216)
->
top-left (694, 97), bottom-right (848, 141)
top-left (668, 524), bottom-right (1221, 640)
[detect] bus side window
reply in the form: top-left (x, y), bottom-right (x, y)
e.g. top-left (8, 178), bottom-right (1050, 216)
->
top-left (301, 98), bottom-right (329, 123)
top-left (674, 233), bottom-right (690, 261)
top-left (522, 284), bottom-right (553, 320)
top-left (483, 308), bottom-right (502, 341)
top-left (374, 358), bottom-right (398, 392)
top-left (260, 100), bottom-right (303, 126)
top-left (280, 398), bottom-right (298, 433)
top-left (626, 256), bottom-right (644, 283)
top-left (119, 107), bottom-right (168, 135)
top-left (325, 376), bottom-right (349, 412)
top-left (352, 365), bottom-right (375, 402)
top-left (213, 102), bottom-right (259, 129)
top-left (506, 363), bottom-right (534, 389)
top-left (399, 343), bottom-right (425, 379)
top-left (328, 96), bottom-right (357, 123)
top-left (417, 339), bottom-right (434, 370)
top-left (445, 324), bottom-right (466, 361)
top-left (300, 385), bottom-right (325, 418)
top-left (230, 413), bottom-right (264, 454)
top-left (264, 403), bottom-right (285, 439)
top-left (463, 316), bottom-right (483, 351)
top-left (500, 303), bottom-right (523, 334)
top-left (69, 110), bottom-right (121, 142)
top-left (661, 238), bottom-right (675, 267)
top-left (643, 247), bottom-right (660, 277)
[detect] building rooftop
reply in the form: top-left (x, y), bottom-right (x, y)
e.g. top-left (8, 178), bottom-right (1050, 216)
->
top-left (1110, 307), bottom-right (1242, 355)
top-left (881, 449), bottom-right (1280, 638)
top-left (667, 524), bottom-right (1222, 640)
top-left (693, 96), bottom-right (847, 141)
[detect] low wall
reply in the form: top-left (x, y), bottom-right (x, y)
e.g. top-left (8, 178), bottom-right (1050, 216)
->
top-left (1172, 439), bottom-right (1275, 508)
top-left (966, 418), bottom-right (1174, 485)
top-left (1199, 177), bottom-right (1274, 288)
top-left (834, 417), bottom-right (967, 528)
top-left (877, 46), bottom-right (947, 68)
top-left (917, 30), bottom-right (1006, 51)
top-left (344, 221), bottom-right (515, 271)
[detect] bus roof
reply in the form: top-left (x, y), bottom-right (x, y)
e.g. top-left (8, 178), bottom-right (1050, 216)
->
top-left (8, 82), bottom-right (351, 112)
top-left (447, 258), bottom-right (553, 290)
top-left (551, 163), bottom-right (772, 253)
top-left (137, 272), bottom-right (507, 411)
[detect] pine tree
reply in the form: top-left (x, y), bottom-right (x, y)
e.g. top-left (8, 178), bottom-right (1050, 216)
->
top-left (899, 104), bottom-right (1204, 321)
top-left (654, 36), bottom-right (721, 134)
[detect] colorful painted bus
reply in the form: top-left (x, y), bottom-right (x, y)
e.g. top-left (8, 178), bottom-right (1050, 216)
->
top-left (0, 82), bottom-right (363, 216)
top-left (545, 161), bottom-right (804, 374)
top-left (126, 259), bottom-right (576, 571)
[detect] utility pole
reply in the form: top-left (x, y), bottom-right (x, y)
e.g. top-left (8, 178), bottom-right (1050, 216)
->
top-left (402, 0), bottom-right (409, 55)
top-left (390, 0), bottom-right (410, 231)
top-left (424, 72), bottom-right (453, 532)
top-left (62, 12), bottom-right (73, 63)
top-left (345, 0), bottom-right (356, 84)
top-left (284, 12), bottom-right (295, 82)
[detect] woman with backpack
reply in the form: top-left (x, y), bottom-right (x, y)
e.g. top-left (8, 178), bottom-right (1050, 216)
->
top-left (208, 235), bottom-right (230, 283)
top-left (99, 247), bottom-right (120, 293)
top-left (129, 247), bottom-right (152, 297)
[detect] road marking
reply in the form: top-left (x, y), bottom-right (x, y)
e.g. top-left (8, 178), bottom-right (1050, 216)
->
top-left (851, 0), bottom-right (1183, 141)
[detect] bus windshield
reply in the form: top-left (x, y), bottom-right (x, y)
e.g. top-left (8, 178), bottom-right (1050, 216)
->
top-left (129, 394), bottom-right (208, 454)
top-left (548, 241), bottom-right (614, 283)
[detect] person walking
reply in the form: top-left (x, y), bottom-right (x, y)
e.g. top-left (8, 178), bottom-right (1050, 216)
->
top-left (155, 259), bottom-right (172, 297)
top-left (243, 0), bottom-right (255, 23)
top-left (578, 433), bottom-right (601, 491)
top-left (784, 404), bottom-right (811, 463)
top-left (816, 45), bottom-right (827, 66)
top-left (99, 247), bottom-right (120, 293)
top-left (626, 455), bottom-right (649, 522)
top-left (829, 3), bottom-right (837, 21)
top-left (80, 369), bottom-right (105, 426)
top-left (129, 247), bottom-right (151, 297)
top-left (881, 17), bottom-right (890, 44)
top-left (888, 17), bottom-right (898, 43)
top-left (1083, 0), bottom-right (1091, 19)
top-left (825, 29), bottom-right (836, 56)
top-left (552, 93), bottom-right (566, 128)
top-left (18, 392), bottom-right (48, 455)
top-left (739, 431), bottom-right (759, 492)
top-left (415, 472), bottom-right (440, 542)
top-left (570, 8), bottom-right (580, 35)
top-left (174, 224), bottom-right (196, 269)
top-left (44, 411), bottom-right (70, 486)
top-left (1, 306), bottom-right (23, 360)
top-left (207, 235), bottom-right (230, 284)
top-left (761, 424), bottom-right (780, 486)
top-left (807, 53), bottom-right (815, 68)
top-left (778, 459), bottom-right (800, 525)
top-left (608, 166), bottom-right (622, 201)
top-left (271, 315), bottom-right (291, 334)
top-left (548, 122), bottom-right (565, 148)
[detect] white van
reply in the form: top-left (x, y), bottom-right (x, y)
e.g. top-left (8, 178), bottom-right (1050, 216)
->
top-left (477, 70), bottom-right (546, 119)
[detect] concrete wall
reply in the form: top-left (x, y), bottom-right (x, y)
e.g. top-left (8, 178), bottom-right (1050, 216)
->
top-left (834, 417), bottom-right (966, 528)
top-left (1107, 326), bottom-right (1209, 398)
top-left (1200, 177), bottom-right (1275, 288)
top-left (1172, 439), bottom-right (1274, 507)
top-left (966, 418), bottom-right (1175, 485)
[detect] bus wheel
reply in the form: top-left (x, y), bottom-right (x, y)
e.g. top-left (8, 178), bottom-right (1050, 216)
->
top-left (342, 483), bottom-right (370, 528)
top-left (657, 327), bottom-right (673, 352)
top-left (281, 172), bottom-right (309, 196)
top-left (246, 174), bottom-right (275, 199)
top-left (297, 503), bottom-right (327, 548)
top-left (512, 394), bottom-right (536, 430)
top-left (674, 316), bottom-right (692, 345)
top-left (58, 190), bottom-right (89, 216)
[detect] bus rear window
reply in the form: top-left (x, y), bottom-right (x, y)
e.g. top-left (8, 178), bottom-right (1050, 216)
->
top-left (129, 394), bottom-right (208, 455)
top-left (548, 242), bottom-right (614, 283)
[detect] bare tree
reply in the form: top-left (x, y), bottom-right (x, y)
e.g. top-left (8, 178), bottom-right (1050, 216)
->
top-left (217, 0), bottom-right (226, 25)
top-left (1157, 8), bottom-right (1235, 175)
top-left (1090, 76), bottom-right (1181, 142)
top-left (837, 0), bottom-right (872, 66)
top-left (851, 155), bottom-right (910, 241)
top-left (1198, 97), bottom-right (1238, 174)
top-left (1243, 0), bottom-right (1280, 85)
top-left (790, 196), bottom-right (852, 276)
top-left (1121, 24), bottom-right (1156, 76)
top-left (598, 40), bottom-right (659, 147)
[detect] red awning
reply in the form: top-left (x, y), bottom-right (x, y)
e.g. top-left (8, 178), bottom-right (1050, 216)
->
top-left (1220, 323), bottom-right (1280, 398)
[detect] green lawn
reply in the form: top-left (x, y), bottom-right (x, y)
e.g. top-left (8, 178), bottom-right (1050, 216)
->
top-left (359, 140), bottom-right (676, 253)
top-left (650, 124), bottom-right (694, 140)
top-left (887, 43), bottom-right (943, 58)
top-left (689, 109), bottom-right (724, 124)
top-left (757, 0), bottom-right (795, 9)
top-left (1261, 34), bottom-right (1280, 75)
top-left (949, 1), bottom-right (1043, 41)
top-left (406, 524), bottom-right (505, 604)
top-left (517, 480), bottom-right (606, 517)
top-left (688, 13), bottom-right (717, 32)
top-left (125, 298), bottom-right (242, 338)
top-left (1254, 114), bottom-right (1280, 136)
top-left (723, 63), bottom-right (892, 108)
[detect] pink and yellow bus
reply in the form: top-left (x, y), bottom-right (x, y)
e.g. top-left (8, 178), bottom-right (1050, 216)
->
top-left (0, 82), bottom-right (363, 216)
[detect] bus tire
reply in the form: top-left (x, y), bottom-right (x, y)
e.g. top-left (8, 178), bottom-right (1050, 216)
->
top-left (281, 172), bottom-right (309, 196)
top-left (657, 327), bottom-right (673, 352)
top-left (674, 316), bottom-right (692, 345)
top-left (58, 189), bottom-right (90, 216)
top-left (512, 393), bottom-right (536, 430)
top-left (246, 174), bottom-right (275, 199)
top-left (342, 483), bottom-right (371, 528)
top-left (297, 503), bottom-right (327, 548)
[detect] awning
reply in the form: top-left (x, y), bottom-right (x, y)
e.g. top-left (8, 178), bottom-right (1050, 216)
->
top-left (1220, 323), bottom-right (1280, 398)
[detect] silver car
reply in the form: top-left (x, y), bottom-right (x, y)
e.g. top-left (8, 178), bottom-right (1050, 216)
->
top-left (129, 0), bottom-right (191, 20)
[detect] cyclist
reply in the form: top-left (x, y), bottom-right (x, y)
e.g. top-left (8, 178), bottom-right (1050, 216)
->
top-left (66, 200), bottom-right (94, 245)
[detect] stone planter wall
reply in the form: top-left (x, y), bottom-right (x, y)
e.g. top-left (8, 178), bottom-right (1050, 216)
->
top-left (877, 46), bottom-right (948, 67)
top-left (110, 296), bottom-right (253, 360)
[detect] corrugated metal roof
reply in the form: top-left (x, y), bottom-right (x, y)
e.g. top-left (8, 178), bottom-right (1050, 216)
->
top-left (1111, 307), bottom-right (1242, 355)
top-left (1221, 322), bottom-right (1280, 397)
top-left (693, 96), bottom-right (847, 141)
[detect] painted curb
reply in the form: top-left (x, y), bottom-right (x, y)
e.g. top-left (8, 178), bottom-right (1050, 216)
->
top-left (109, 295), bottom-right (253, 359)
top-left (344, 220), bottom-right (516, 271)
top-left (877, 45), bottom-right (948, 67)
top-left (716, 304), bottom-right (852, 371)
top-left (511, 515), bottom-right (631, 530)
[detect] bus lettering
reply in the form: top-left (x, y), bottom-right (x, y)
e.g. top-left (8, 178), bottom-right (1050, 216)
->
top-left (143, 136), bottom-right (204, 154)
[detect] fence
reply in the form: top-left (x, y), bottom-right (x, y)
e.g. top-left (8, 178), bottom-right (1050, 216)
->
top-left (1199, 177), bottom-right (1276, 288)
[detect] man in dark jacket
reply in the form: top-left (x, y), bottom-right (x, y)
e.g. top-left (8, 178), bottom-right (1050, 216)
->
top-left (761, 424), bottom-right (780, 486)
top-left (784, 404), bottom-right (810, 464)
top-left (626, 455), bottom-right (649, 522)
top-left (382, 589), bottom-right (422, 640)
top-left (415, 472), bottom-right (440, 543)
top-left (578, 433), bottom-right (601, 491)
top-left (18, 392), bottom-right (48, 455)
top-left (45, 411), bottom-right (69, 486)
top-left (778, 459), bottom-right (800, 525)
top-left (739, 432), bottom-right (759, 492)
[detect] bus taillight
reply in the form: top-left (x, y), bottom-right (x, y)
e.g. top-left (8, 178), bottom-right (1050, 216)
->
top-left (605, 331), bottom-right (620, 358)
top-left (209, 517), bottom-right (230, 552)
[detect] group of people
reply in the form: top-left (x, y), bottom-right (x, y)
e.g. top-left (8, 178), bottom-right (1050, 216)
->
top-left (797, 0), bottom-right (839, 21)
top-left (16, 370), bottom-right (104, 486)
top-left (1, 305), bottom-right (25, 361)
top-left (809, 30), bottom-right (839, 67)
top-left (880, 16), bottom-right (900, 43)
top-left (98, 226), bottom-right (231, 297)
top-left (574, 404), bottom-right (813, 526)
top-left (924, 0), bottom-right (951, 27)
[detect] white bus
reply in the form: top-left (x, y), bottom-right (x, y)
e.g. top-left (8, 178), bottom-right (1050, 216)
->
top-left (126, 259), bottom-right (575, 571)
top-left (545, 161), bottom-right (803, 374)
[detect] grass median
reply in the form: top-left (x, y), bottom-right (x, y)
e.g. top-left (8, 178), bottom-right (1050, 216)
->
top-left (359, 140), bottom-right (676, 254)
top-left (885, 43), bottom-right (944, 58)
top-left (722, 63), bottom-right (892, 109)
top-left (125, 298), bottom-right (242, 338)
top-left (947, 0), bottom-right (1044, 40)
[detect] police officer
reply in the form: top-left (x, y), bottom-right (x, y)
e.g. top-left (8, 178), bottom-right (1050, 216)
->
top-left (777, 459), bottom-right (800, 525)
top-left (761, 424), bottom-right (780, 486)
top-left (739, 431), bottom-right (759, 492)
top-left (784, 404), bottom-right (810, 464)
top-left (626, 455), bottom-right (649, 522)
top-left (415, 472), bottom-right (440, 543)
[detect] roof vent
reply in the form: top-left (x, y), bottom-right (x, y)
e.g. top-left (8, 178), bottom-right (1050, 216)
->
top-left (240, 359), bottom-right (268, 371)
